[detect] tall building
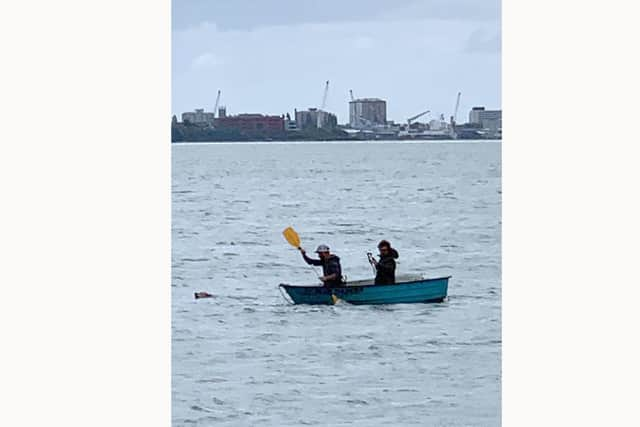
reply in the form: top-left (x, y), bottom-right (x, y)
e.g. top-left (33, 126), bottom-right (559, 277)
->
top-left (295, 108), bottom-right (337, 130)
top-left (469, 107), bottom-right (502, 130)
top-left (181, 108), bottom-right (215, 125)
top-left (349, 98), bottom-right (387, 128)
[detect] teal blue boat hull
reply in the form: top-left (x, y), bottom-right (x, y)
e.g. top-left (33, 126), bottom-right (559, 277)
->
top-left (279, 276), bottom-right (450, 305)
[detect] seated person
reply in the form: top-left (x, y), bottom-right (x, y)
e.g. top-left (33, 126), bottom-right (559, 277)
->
top-left (371, 240), bottom-right (399, 285)
top-left (299, 244), bottom-right (343, 287)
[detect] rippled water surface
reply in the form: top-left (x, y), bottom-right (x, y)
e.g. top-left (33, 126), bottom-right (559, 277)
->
top-left (172, 141), bottom-right (501, 426)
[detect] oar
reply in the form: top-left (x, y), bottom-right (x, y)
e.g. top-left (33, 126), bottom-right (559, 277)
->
top-left (283, 227), bottom-right (341, 303)
top-left (282, 226), bottom-right (322, 279)
top-left (282, 226), bottom-right (302, 250)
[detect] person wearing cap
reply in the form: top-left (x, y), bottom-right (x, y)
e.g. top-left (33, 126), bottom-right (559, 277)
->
top-left (371, 240), bottom-right (399, 285)
top-left (299, 244), bottom-right (343, 287)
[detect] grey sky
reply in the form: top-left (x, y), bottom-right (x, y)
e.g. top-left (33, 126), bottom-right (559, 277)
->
top-left (172, 0), bottom-right (501, 123)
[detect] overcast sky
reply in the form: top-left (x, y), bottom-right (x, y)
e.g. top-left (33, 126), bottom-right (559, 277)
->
top-left (172, 0), bottom-right (501, 124)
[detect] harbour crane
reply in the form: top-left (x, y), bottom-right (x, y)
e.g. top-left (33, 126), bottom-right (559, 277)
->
top-left (317, 80), bottom-right (330, 128)
top-left (320, 80), bottom-right (329, 111)
top-left (450, 91), bottom-right (462, 138)
top-left (407, 110), bottom-right (430, 126)
top-left (213, 89), bottom-right (221, 118)
top-left (450, 91), bottom-right (461, 125)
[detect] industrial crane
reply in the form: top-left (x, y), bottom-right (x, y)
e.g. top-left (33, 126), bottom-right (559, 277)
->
top-left (451, 91), bottom-right (461, 125)
top-left (213, 89), bottom-right (221, 118)
top-left (317, 80), bottom-right (330, 128)
top-left (449, 91), bottom-right (462, 138)
top-left (320, 80), bottom-right (329, 111)
top-left (407, 110), bottom-right (430, 125)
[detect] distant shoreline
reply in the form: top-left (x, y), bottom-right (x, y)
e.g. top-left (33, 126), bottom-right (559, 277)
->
top-left (171, 139), bottom-right (502, 145)
top-left (171, 122), bottom-right (500, 143)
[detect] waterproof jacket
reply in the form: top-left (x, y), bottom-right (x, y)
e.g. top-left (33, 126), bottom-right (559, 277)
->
top-left (374, 248), bottom-right (399, 285)
top-left (302, 252), bottom-right (343, 287)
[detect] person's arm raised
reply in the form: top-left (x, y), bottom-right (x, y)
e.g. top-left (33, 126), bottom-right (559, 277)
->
top-left (300, 248), bottom-right (322, 266)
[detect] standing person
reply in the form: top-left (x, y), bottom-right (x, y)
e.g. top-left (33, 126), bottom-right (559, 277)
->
top-left (300, 244), bottom-right (343, 287)
top-left (371, 240), bottom-right (399, 285)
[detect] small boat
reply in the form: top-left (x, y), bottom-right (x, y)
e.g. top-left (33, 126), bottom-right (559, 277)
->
top-left (279, 275), bottom-right (450, 305)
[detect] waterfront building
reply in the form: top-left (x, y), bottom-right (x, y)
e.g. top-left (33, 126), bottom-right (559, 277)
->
top-left (181, 108), bottom-right (215, 125)
top-left (284, 112), bottom-right (298, 131)
top-left (428, 119), bottom-right (445, 131)
top-left (468, 106), bottom-right (502, 131)
top-left (295, 108), bottom-right (337, 130)
top-left (349, 98), bottom-right (387, 128)
top-left (214, 113), bottom-right (284, 134)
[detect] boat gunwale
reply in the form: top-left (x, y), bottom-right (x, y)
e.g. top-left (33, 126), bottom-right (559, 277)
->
top-left (279, 275), bottom-right (452, 290)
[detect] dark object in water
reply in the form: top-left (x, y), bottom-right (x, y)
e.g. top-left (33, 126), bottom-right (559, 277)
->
top-left (194, 292), bottom-right (214, 299)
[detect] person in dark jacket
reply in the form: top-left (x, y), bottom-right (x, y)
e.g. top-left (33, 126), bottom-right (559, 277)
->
top-left (371, 240), bottom-right (399, 285)
top-left (299, 244), bottom-right (343, 287)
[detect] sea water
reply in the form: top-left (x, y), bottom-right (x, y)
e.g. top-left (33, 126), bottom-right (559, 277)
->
top-left (172, 141), bottom-right (501, 426)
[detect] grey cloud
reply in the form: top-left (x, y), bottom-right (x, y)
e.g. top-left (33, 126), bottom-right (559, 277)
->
top-left (173, 0), bottom-right (500, 31)
top-left (384, 0), bottom-right (500, 22)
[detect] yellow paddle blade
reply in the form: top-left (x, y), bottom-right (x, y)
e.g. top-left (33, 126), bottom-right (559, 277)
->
top-left (331, 294), bottom-right (340, 305)
top-left (282, 226), bottom-right (301, 248)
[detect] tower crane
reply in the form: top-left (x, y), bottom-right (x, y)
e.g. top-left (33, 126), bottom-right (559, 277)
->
top-left (213, 89), bottom-right (221, 118)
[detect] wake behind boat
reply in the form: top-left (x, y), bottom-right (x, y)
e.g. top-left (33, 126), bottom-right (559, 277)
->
top-left (279, 275), bottom-right (450, 305)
